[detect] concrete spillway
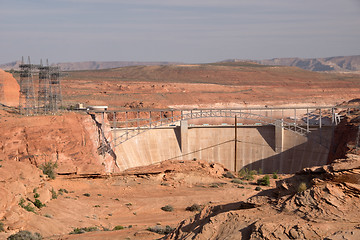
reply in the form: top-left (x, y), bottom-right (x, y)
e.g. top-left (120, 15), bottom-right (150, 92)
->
top-left (113, 123), bottom-right (332, 173)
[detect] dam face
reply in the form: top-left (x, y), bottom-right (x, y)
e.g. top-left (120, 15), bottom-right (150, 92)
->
top-left (113, 124), bottom-right (332, 173)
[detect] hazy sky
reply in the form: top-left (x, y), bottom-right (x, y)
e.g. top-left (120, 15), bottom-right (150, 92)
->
top-left (1, 0), bottom-right (359, 64)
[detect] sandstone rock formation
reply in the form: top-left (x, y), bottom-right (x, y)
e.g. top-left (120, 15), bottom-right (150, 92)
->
top-left (0, 69), bottom-right (19, 107)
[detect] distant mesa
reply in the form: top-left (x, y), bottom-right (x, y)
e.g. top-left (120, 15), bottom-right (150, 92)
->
top-left (222, 55), bottom-right (360, 72)
top-left (1, 55), bottom-right (359, 72)
top-left (0, 60), bottom-right (181, 71)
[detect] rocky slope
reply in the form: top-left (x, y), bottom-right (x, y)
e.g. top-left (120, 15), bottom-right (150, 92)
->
top-left (0, 110), bottom-right (116, 175)
top-left (166, 107), bottom-right (360, 240)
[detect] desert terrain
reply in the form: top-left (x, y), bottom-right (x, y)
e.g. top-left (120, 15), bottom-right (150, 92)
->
top-left (58, 62), bottom-right (360, 109)
top-left (1, 62), bottom-right (360, 239)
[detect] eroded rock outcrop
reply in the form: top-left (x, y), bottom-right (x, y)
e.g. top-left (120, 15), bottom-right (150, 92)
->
top-left (0, 69), bottom-right (19, 107)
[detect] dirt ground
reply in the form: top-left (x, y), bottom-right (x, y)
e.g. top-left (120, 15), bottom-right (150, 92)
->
top-left (0, 156), bottom-right (280, 239)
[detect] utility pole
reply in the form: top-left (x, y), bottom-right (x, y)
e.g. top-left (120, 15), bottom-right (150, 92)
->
top-left (234, 115), bottom-right (237, 171)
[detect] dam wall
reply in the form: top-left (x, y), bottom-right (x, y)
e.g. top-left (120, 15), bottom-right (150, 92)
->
top-left (113, 124), bottom-right (333, 173)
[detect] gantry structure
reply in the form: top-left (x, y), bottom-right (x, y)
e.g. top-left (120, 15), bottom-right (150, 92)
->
top-left (18, 57), bottom-right (62, 115)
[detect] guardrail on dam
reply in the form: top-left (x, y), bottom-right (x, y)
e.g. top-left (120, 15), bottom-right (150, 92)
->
top-left (90, 106), bottom-right (352, 173)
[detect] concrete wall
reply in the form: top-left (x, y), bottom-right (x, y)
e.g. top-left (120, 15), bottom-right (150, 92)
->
top-left (113, 125), bottom-right (333, 173)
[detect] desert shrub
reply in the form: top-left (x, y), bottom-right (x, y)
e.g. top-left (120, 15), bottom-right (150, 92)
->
top-left (7, 230), bottom-right (42, 240)
top-left (257, 175), bottom-right (270, 186)
top-left (186, 204), bottom-right (203, 212)
top-left (39, 161), bottom-right (57, 179)
top-left (161, 205), bottom-right (174, 212)
top-left (231, 179), bottom-right (244, 184)
top-left (258, 168), bottom-right (263, 174)
top-left (255, 186), bottom-right (262, 191)
top-left (69, 227), bottom-right (98, 234)
top-left (209, 182), bottom-right (226, 188)
top-left (0, 221), bottom-right (4, 232)
top-left (94, 205), bottom-right (100, 208)
top-left (298, 182), bottom-right (307, 193)
top-left (147, 225), bottom-right (174, 235)
top-left (33, 199), bottom-right (45, 209)
top-left (58, 188), bottom-right (68, 194)
top-left (223, 171), bottom-right (235, 179)
top-left (238, 168), bottom-right (256, 181)
top-left (19, 198), bottom-right (36, 213)
top-left (272, 172), bottom-right (278, 179)
top-left (51, 188), bottom-right (57, 199)
top-left (113, 225), bottom-right (124, 230)
top-left (33, 193), bottom-right (40, 199)
top-left (44, 214), bottom-right (52, 218)
top-left (83, 193), bottom-right (90, 197)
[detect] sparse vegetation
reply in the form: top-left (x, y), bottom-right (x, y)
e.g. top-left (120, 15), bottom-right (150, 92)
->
top-left (238, 168), bottom-right (257, 181)
top-left (7, 230), bottom-right (43, 240)
top-left (19, 198), bottom-right (36, 213)
top-left (209, 182), bottom-right (227, 188)
top-left (223, 171), bottom-right (235, 179)
top-left (298, 182), bottom-right (307, 193)
top-left (147, 225), bottom-right (174, 235)
top-left (255, 186), bottom-right (262, 191)
top-left (58, 188), bottom-right (68, 194)
top-left (39, 161), bottom-right (58, 179)
top-left (257, 175), bottom-right (270, 186)
top-left (33, 192), bottom-right (40, 199)
top-left (94, 205), bottom-right (100, 208)
top-left (69, 227), bottom-right (98, 234)
top-left (33, 199), bottom-right (45, 209)
top-left (44, 214), bottom-right (52, 218)
top-left (186, 203), bottom-right (203, 212)
top-left (51, 188), bottom-right (57, 199)
top-left (113, 225), bottom-right (124, 230)
top-left (83, 193), bottom-right (90, 197)
top-left (272, 172), bottom-right (278, 179)
top-left (231, 179), bottom-right (244, 184)
top-left (161, 205), bottom-right (174, 212)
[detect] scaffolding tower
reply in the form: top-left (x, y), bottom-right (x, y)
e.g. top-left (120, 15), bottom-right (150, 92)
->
top-left (49, 65), bottom-right (62, 112)
top-left (18, 57), bottom-right (62, 115)
top-left (19, 57), bottom-right (37, 115)
top-left (37, 59), bottom-right (51, 113)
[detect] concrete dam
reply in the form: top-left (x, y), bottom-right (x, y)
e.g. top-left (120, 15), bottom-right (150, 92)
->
top-left (97, 107), bottom-right (339, 173)
top-left (113, 124), bottom-right (332, 173)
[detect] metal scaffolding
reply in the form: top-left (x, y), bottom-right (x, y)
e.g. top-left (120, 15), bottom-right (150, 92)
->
top-left (49, 65), bottom-right (62, 112)
top-left (18, 57), bottom-right (62, 115)
top-left (37, 59), bottom-right (51, 113)
top-left (19, 56), bottom-right (37, 115)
